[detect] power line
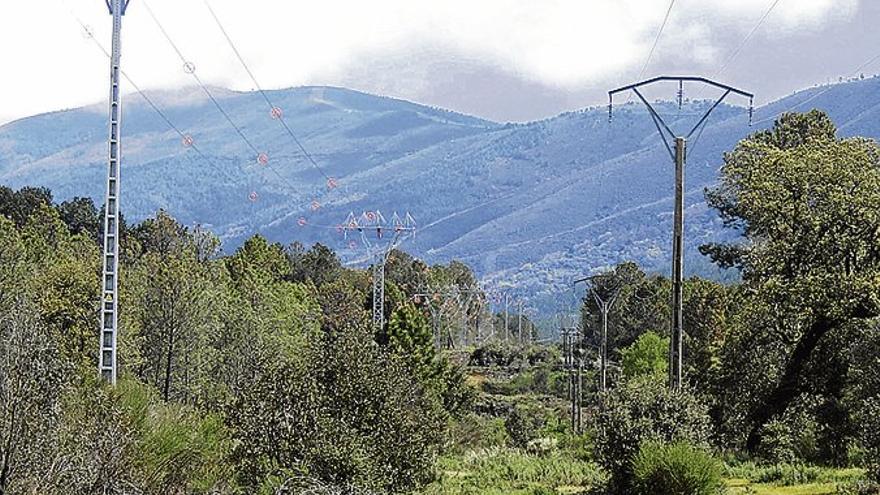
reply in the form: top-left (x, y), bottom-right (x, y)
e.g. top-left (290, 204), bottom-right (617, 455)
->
top-left (201, 0), bottom-right (340, 189)
top-left (143, 1), bottom-right (259, 155)
top-left (635, 0), bottom-right (676, 81)
top-left (688, 0), bottom-right (783, 103)
top-left (68, 3), bottom-right (346, 239)
top-left (142, 0), bottom-right (308, 199)
top-left (74, 17), bottom-right (243, 187)
top-left (753, 52), bottom-right (880, 126)
top-left (713, 0), bottom-right (783, 80)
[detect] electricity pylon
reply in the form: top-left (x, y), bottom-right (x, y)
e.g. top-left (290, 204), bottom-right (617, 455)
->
top-left (561, 325), bottom-right (583, 434)
top-left (608, 76), bottom-right (753, 391)
top-left (575, 275), bottom-right (623, 395)
top-left (342, 211), bottom-right (416, 330)
top-left (99, 0), bottom-right (131, 384)
top-left (414, 285), bottom-right (482, 349)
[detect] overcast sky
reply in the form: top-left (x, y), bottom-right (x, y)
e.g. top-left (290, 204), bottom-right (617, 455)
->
top-left (0, 0), bottom-right (876, 124)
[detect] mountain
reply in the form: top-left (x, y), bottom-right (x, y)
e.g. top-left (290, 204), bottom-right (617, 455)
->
top-left (2, 77), bottom-right (880, 310)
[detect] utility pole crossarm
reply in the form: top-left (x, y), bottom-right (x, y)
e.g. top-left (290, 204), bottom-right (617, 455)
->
top-left (608, 75), bottom-right (753, 100)
top-left (608, 76), bottom-right (755, 130)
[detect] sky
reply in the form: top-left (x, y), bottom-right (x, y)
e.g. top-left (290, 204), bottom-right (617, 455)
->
top-left (0, 0), bottom-right (876, 125)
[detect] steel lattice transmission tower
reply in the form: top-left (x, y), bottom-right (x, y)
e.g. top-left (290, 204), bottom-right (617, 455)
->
top-left (608, 76), bottom-right (753, 390)
top-left (342, 211), bottom-right (416, 329)
top-left (413, 284), bottom-right (483, 349)
top-left (99, 0), bottom-right (131, 384)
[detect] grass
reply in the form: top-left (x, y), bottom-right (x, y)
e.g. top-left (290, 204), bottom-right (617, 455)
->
top-left (420, 449), bottom-right (867, 495)
top-left (419, 447), bottom-right (607, 495)
top-left (723, 465), bottom-right (865, 495)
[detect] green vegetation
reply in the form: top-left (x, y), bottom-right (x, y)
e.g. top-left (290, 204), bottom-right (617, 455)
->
top-left (632, 441), bottom-right (723, 495)
top-left (619, 331), bottom-right (668, 380)
top-left (2, 110), bottom-right (880, 493)
top-left (422, 449), bottom-right (608, 495)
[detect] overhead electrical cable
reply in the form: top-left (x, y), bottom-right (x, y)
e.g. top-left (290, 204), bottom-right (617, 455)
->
top-left (753, 51), bottom-right (880, 126)
top-left (635, 0), bottom-right (676, 82)
top-left (713, 0), bottom-right (782, 79)
top-left (68, 3), bottom-right (344, 234)
top-left (689, 0), bottom-right (783, 103)
top-left (202, 0), bottom-right (340, 189)
top-left (68, 10), bottom-right (242, 188)
top-left (142, 0), bottom-right (308, 199)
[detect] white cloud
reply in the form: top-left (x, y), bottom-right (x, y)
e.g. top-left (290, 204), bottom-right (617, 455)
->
top-left (0, 0), bottom-right (860, 125)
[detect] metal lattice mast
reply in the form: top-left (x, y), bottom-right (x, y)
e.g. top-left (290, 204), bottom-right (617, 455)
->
top-left (372, 262), bottom-right (385, 328)
top-left (609, 76), bottom-right (753, 391)
top-left (99, 0), bottom-right (131, 384)
top-left (414, 285), bottom-right (483, 349)
top-left (342, 211), bottom-right (416, 330)
top-left (560, 325), bottom-right (582, 433)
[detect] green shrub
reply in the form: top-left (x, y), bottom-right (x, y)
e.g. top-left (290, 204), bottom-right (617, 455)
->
top-left (595, 376), bottom-right (712, 492)
top-left (837, 479), bottom-right (880, 495)
top-left (505, 402), bottom-right (548, 448)
top-left (229, 323), bottom-right (446, 494)
top-left (448, 413), bottom-right (509, 452)
top-left (724, 461), bottom-right (864, 487)
top-left (631, 441), bottom-right (723, 495)
top-left (757, 419), bottom-right (798, 464)
top-left (860, 397), bottom-right (880, 482)
top-left (422, 448), bottom-right (609, 494)
top-left (481, 365), bottom-right (568, 398)
top-left (469, 344), bottom-right (557, 369)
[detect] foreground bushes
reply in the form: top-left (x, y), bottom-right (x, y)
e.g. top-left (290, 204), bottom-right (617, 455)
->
top-left (632, 441), bottom-right (722, 495)
top-left (860, 397), bottom-right (880, 482)
top-left (595, 376), bottom-right (712, 491)
top-left (229, 323), bottom-right (447, 494)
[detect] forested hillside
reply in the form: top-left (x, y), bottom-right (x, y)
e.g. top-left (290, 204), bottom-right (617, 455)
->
top-left (4, 77), bottom-right (880, 309)
top-left (2, 110), bottom-right (880, 494)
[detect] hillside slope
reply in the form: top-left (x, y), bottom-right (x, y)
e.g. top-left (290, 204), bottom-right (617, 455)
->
top-left (2, 78), bottom-right (879, 308)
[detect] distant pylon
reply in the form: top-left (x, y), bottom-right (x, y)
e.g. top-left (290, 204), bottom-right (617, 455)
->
top-left (341, 211), bottom-right (416, 330)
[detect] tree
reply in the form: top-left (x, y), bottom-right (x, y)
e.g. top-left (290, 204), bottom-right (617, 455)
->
top-left (125, 211), bottom-right (220, 403)
top-left (703, 110), bottom-right (880, 451)
top-left (57, 197), bottom-right (100, 241)
top-left (620, 331), bottom-right (669, 381)
top-left (383, 303), bottom-right (435, 375)
top-left (229, 321), bottom-right (445, 494)
top-left (580, 263), bottom-right (670, 355)
top-left (0, 217), bottom-right (27, 311)
top-left (0, 186), bottom-right (52, 228)
top-left (286, 242), bottom-right (342, 287)
top-left (0, 299), bottom-right (65, 495)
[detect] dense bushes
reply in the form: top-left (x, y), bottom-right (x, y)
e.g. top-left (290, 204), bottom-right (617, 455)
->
top-left (447, 414), bottom-right (510, 453)
top-left (469, 343), bottom-right (559, 369)
top-left (631, 441), bottom-right (723, 495)
top-left (595, 376), bottom-right (712, 491)
top-left (229, 322), bottom-right (446, 494)
top-left (860, 397), bottom-right (880, 482)
top-left (505, 402), bottom-right (551, 448)
top-left (481, 364), bottom-right (568, 398)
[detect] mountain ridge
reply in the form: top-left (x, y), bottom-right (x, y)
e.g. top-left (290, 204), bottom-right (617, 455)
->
top-left (3, 77), bottom-right (880, 310)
